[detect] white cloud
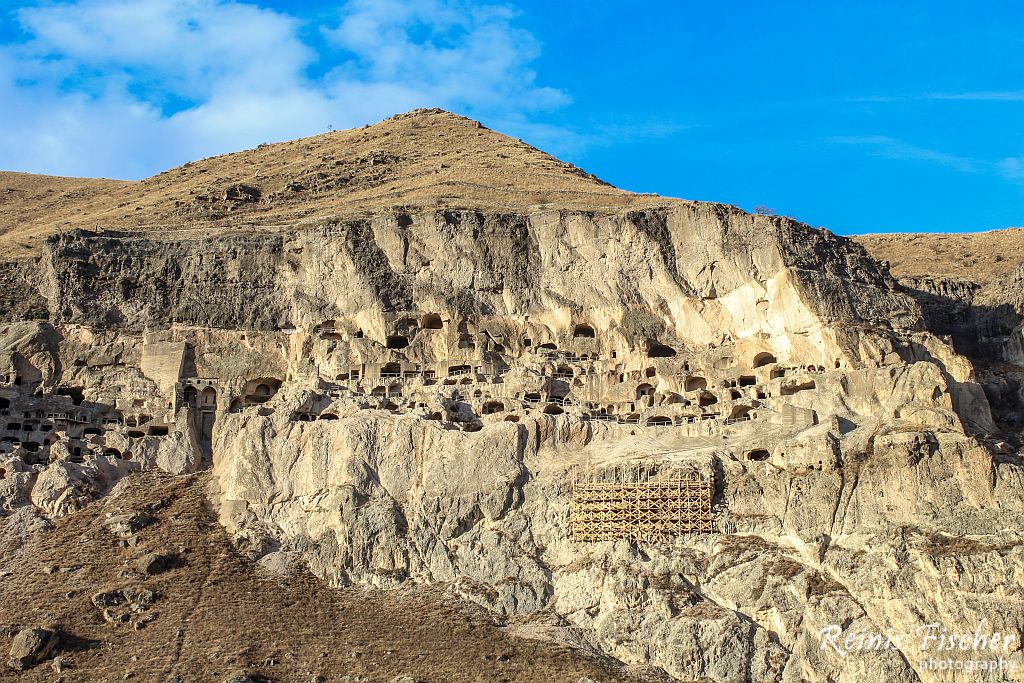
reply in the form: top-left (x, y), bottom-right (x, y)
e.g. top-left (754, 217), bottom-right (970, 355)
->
top-left (850, 91), bottom-right (1024, 103)
top-left (826, 135), bottom-right (982, 173)
top-left (999, 156), bottom-right (1024, 184)
top-left (828, 135), bottom-right (1024, 189)
top-left (17, 0), bottom-right (311, 100)
top-left (926, 91), bottom-right (1024, 102)
top-left (324, 0), bottom-right (567, 112)
top-left (0, 0), bottom-right (569, 179)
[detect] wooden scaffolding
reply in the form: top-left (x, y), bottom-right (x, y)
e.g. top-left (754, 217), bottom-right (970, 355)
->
top-left (571, 463), bottom-right (714, 542)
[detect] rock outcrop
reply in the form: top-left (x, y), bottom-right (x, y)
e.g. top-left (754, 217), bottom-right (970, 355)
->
top-left (1, 109), bottom-right (1022, 682)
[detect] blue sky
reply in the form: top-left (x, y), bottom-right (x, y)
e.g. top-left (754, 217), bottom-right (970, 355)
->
top-left (1, 1), bottom-right (1022, 234)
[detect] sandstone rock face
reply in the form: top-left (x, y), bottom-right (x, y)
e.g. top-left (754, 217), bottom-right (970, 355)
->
top-left (0, 110), bottom-right (1022, 682)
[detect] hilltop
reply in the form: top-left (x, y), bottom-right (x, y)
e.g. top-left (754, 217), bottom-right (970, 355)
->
top-left (0, 109), bottom-right (665, 258)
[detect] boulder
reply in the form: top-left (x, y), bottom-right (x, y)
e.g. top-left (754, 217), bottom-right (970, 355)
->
top-left (134, 551), bottom-right (178, 575)
top-left (7, 626), bottom-right (59, 670)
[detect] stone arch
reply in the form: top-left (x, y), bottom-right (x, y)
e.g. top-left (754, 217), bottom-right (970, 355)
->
top-left (636, 384), bottom-right (655, 400)
top-left (646, 415), bottom-right (672, 426)
top-left (729, 405), bottom-right (754, 419)
top-left (746, 449), bottom-right (770, 462)
top-left (647, 342), bottom-right (676, 358)
top-left (542, 404), bottom-right (564, 415)
top-left (243, 378), bottom-right (282, 404)
top-left (386, 335), bottom-right (409, 349)
top-left (482, 400), bottom-right (505, 415)
top-left (57, 387), bottom-right (85, 405)
top-left (183, 386), bottom-right (198, 406)
top-left (572, 324), bottom-right (596, 338)
top-left (753, 352), bottom-right (778, 368)
top-left (421, 313), bottom-right (444, 330)
top-left (685, 376), bottom-right (707, 392)
top-left (201, 386), bottom-right (217, 408)
top-left (698, 392), bottom-right (718, 407)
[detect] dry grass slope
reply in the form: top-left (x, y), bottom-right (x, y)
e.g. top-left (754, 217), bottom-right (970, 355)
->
top-left (0, 109), bottom-right (669, 258)
top-left (855, 228), bottom-right (1024, 285)
top-left (0, 471), bottom-right (661, 683)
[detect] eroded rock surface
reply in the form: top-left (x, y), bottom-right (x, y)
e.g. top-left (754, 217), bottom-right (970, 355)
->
top-left (0, 109), bottom-right (1022, 682)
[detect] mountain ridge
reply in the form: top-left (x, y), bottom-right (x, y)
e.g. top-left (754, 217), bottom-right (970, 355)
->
top-left (0, 108), bottom-right (671, 258)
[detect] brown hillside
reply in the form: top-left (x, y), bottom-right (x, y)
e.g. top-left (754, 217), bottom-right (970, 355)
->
top-left (0, 172), bottom-right (131, 255)
top-left (854, 228), bottom-right (1024, 285)
top-left (0, 471), bottom-right (660, 682)
top-left (0, 109), bottom-right (666, 258)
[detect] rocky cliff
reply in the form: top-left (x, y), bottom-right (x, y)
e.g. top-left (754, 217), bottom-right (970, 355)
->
top-left (1, 109), bottom-right (1022, 683)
